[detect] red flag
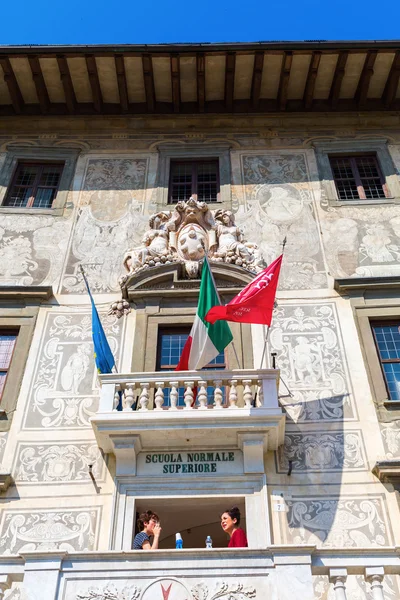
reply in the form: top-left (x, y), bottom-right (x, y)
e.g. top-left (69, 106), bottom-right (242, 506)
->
top-left (205, 255), bottom-right (282, 326)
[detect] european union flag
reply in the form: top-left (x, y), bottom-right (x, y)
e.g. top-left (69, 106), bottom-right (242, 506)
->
top-left (80, 266), bottom-right (115, 374)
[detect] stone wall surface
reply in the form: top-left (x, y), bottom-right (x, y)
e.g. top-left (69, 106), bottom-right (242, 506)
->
top-left (0, 117), bottom-right (399, 597)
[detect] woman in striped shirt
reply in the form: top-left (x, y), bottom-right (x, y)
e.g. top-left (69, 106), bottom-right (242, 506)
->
top-left (133, 510), bottom-right (162, 550)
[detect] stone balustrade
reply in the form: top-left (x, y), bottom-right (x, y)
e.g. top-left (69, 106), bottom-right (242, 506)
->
top-left (92, 368), bottom-right (286, 454)
top-left (98, 368), bottom-right (281, 412)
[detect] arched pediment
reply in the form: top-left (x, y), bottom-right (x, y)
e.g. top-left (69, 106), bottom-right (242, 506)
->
top-left (122, 261), bottom-right (253, 308)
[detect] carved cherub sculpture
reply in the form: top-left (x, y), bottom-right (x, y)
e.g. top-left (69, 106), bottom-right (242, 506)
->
top-left (213, 210), bottom-right (256, 266)
top-left (122, 211), bottom-right (173, 274)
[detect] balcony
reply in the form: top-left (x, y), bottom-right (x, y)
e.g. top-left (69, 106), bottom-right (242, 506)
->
top-left (91, 368), bottom-right (285, 458)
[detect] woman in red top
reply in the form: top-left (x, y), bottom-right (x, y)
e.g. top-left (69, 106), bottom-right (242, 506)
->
top-left (220, 506), bottom-right (248, 548)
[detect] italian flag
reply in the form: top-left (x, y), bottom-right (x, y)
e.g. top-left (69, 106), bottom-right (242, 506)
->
top-left (176, 259), bottom-right (233, 370)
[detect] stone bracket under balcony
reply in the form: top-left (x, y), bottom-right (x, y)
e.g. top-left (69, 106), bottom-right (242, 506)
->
top-left (91, 368), bottom-right (286, 464)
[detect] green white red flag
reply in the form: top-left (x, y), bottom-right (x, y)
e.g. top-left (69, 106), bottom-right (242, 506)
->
top-left (176, 259), bottom-right (233, 370)
top-left (205, 254), bottom-right (283, 326)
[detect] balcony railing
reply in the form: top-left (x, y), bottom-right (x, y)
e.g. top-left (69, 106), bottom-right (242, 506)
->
top-left (92, 368), bottom-right (285, 453)
top-left (98, 368), bottom-right (281, 412)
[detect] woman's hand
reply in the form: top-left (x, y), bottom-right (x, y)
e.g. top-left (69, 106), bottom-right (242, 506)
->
top-left (153, 523), bottom-right (162, 538)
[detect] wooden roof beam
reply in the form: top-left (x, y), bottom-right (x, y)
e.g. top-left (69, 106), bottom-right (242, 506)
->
top-left (170, 54), bottom-right (180, 113)
top-left (196, 53), bottom-right (205, 113)
top-left (355, 50), bottom-right (377, 108)
top-left (277, 51), bottom-right (292, 111)
top-left (303, 51), bottom-right (321, 109)
top-left (57, 55), bottom-right (77, 113)
top-left (225, 52), bottom-right (236, 111)
top-left (251, 51), bottom-right (264, 110)
top-left (85, 55), bottom-right (103, 113)
top-left (114, 54), bottom-right (129, 113)
top-left (28, 55), bottom-right (50, 114)
top-left (142, 54), bottom-right (155, 113)
top-left (383, 50), bottom-right (400, 108)
top-left (0, 57), bottom-right (24, 114)
top-left (329, 51), bottom-right (348, 108)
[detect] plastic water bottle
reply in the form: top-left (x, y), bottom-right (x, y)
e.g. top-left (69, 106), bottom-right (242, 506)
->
top-left (205, 535), bottom-right (212, 549)
top-left (175, 533), bottom-right (183, 549)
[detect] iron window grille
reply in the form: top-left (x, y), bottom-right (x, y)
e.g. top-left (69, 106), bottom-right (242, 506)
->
top-left (0, 330), bottom-right (18, 402)
top-left (372, 321), bottom-right (400, 401)
top-left (4, 162), bottom-right (64, 209)
top-left (168, 159), bottom-right (220, 204)
top-left (329, 155), bottom-right (388, 201)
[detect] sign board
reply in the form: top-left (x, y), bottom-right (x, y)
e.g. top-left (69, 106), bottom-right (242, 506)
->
top-left (137, 450), bottom-right (244, 476)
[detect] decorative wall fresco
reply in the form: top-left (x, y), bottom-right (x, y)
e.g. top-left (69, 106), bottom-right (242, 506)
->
top-left (287, 495), bottom-right (391, 547)
top-left (0, 507), bottom-right (101, 554)
top-left (235, 153), bottom-right (327, 290)
top-left (0, 215), bottom-right (72, 286)
top-left (321, 205), bottom-right (400, 278)
top-left (276, 430), bottom-right (367, 473)
top-left (22, 310), bottom-right (124, 430)
top-left (14, 442), bottom-right (104, 483)
top-left (269, 303), bottom-right (355, 422)
top-left (62, 158), bottom-right (151, 293)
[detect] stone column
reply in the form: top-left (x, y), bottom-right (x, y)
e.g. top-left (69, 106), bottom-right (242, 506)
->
top-left (365, 567), bottom-right (385, 600)
top-left (329, 568), bottom-right (348, 600)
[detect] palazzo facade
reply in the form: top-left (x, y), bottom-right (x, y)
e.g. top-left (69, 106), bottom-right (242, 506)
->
top-left (0, 40), bottom-right (400, 599)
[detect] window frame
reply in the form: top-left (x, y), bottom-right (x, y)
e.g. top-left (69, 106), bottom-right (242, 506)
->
top-left (0, 329), bottom-right (18, 404)
top-left (4, 161), bottom-right (65, 209)
top-left (313, 139), bottom-right (400, 208)
top-left (167, 158), bottom-right (221, 204)
top-left (0, 147), bottom-right (80, 216)
top-left (155, 144), bottom-right (232, 208)
top-left (329, 153), bottom-right (389, 202)
top-left (0, 285), bottom-right (52, 430)
top-left (335, 277), bottom-right (400, 421)
top-left (371, 320), bottom-right (400, 402)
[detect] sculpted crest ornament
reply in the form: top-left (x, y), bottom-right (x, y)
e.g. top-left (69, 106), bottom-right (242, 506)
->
top-left (110, 198), bottom-right (261, 318)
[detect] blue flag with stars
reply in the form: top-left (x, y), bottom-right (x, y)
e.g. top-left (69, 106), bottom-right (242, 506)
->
top-left (80, 267), bottom-right (115, 374)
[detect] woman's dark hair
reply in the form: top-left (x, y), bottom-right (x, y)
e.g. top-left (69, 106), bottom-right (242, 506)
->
top-left (223, 506), bottom-right (241, 525)
top-left (137, 510), bottom-right (159, 531)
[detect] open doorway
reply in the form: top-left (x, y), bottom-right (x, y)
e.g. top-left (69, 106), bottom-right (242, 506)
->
top-left (134, 496), bottom-right (246, 549)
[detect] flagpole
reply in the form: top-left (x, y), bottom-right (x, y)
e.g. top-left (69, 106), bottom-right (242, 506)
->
top-left (258, 237), bottom-right (286, 370)
top-left (202, 246), bottom-right (241, 369)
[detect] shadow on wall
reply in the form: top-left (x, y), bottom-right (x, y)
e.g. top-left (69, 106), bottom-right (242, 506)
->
top-left (275, 393), bottom-right (386, 547)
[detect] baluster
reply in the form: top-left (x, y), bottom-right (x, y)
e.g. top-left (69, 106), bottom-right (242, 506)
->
top-left (184, 381), bottom-right (194, 410)
top-left (197, 380), bottom-right (208, 410)
top-left (213, 379), bottom-right (223, 408)
top-left (257, 379), bottom-right (264, 407)
top-left (228, 379), bottom-right (238, 408)
top-left (122, 384), bottom-right (135, 411)
top-left (169, 381), bottom-right (179, 410)
top-left (365, 568), bottom-right (385, 600)
top-left (243, 380), bottom-right (253, 408)
top-left (113, 385), bottom-right (121, 411)
top-left (154, 382), bottom-right (165, 411)
top-left (329, 569), bottom-right (348, 600)
top-left (139, 382), bottom-right (150, 411)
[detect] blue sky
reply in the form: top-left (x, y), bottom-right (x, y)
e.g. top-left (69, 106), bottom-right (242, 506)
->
top-left (2, 0), bottom-right (400, 45)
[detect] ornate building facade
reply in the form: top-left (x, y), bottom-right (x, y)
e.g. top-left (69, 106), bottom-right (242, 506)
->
top-left (0, 40), bottom-right (400, 599)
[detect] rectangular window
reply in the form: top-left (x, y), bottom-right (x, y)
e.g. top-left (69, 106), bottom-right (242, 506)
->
top-left (168, 159), bottom-right (220, 204)
top-left (329, 155), bottom-right (388, 201)
top-left (4, 162), bottom-right (64, 209)
top-left (156, 327), bottom-right (226, 406)
top-left (372, 321), bottom-right (400, 401)
top-left (0, 331), bottom-right (18, 402)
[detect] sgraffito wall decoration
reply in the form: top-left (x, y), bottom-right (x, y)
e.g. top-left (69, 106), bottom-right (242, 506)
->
top-left (62, 157), bottom-right (155, 293)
